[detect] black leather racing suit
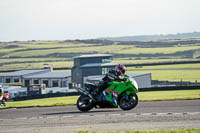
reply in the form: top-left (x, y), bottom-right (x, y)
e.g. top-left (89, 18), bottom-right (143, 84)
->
top-left (97, 69), bottom-right (125, 94)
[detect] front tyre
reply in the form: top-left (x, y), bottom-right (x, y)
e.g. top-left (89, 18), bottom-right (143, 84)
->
top-left (119, 93), bottom-right (138, 110)
top-left (76, 95), bottom-right (94, 112)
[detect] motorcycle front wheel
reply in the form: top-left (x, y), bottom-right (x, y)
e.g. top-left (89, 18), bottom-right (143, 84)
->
top-left (119, 93), bottom-right (138, 110)
top-left (76, 95), bottom-right (94, 112)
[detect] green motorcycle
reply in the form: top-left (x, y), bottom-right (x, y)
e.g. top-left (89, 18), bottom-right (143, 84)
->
top-left (77, 75), bottom-right (139, 112)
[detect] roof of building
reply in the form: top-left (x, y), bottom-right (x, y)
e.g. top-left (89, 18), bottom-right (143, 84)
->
top-left (23, 71), bottom-right (71, 79)
top-left (73, 54), bottom-right (113, 59)
top-left (0, 69), bottom-right (49, 77)
top-left (80, 62), bottom-right (118, 68)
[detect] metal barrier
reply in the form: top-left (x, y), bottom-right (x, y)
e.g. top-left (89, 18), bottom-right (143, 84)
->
top-left (139, 85), bottom-right (200, 92)
top-left (13, 85), bottom-right (200, 101)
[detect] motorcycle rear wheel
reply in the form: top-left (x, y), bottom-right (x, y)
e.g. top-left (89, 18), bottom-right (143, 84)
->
top-left (77, 95), bottom-right (94, 112)
top-left (119, 93), bottom-right (138, 110)
top-left (1, 99), bottom-right (6, 106)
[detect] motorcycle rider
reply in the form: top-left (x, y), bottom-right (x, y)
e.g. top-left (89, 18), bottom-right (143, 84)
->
top-left (92, 64), bottom-right (127, 99)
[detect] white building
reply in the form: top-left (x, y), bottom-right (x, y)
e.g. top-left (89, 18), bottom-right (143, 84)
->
top-left (0, 68), bottom-right (71, 88)
top-left (0, 69), bottom-right (50, 85)
top-left (23, 71), bottom-right (71, 88)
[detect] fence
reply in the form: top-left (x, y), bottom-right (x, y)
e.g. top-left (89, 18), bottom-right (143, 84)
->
top-left (13, 85), bottom-right (200, 101)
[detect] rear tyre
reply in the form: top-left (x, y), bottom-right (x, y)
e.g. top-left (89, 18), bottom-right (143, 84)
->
top-left (2, 99), bottom-right (6, 106)
top-left (1, 99), bottom-right (6, 106)
top-left (119, 93), bottom-right (138, 110)
top-left (76, 95), bottom-right (94, 112)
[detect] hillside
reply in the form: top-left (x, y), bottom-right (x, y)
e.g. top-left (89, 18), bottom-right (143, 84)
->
top-left (0, 38), bottom-right (200, 71)
top-left (98, 32), bottom-right (200, 42)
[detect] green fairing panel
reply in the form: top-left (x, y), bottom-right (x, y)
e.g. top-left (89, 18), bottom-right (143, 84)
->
top-left (108, 81), bottom-right (137, 94)
top-left (103, 75), bottom-right (138, 107)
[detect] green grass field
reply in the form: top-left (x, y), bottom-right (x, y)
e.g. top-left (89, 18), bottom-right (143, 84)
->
top-left (3, 58), bottom-right (199, 70)
top-left (3, 44), bottom-right (200, 58)
top-left (114, 58), bottom-right (200, 66)
top-left (127, 69), bottom-right (200, 82)
top-left (1, 90), bottom-right (199, 109)
top-left (1, 61), bottom-right (73, 70)
top-left (127, 63), bottom-right (200, 69)
top-left (1, 41), bottom-right (200, 82)
top-left (116, 45), bottom-right (200, 54)
top-left (4, 44), bottom-right (133, 57)
top-left (1, 42), bottom-right (199, 67)
top-left (125, 63), bottom-right (200, 82)
top-left (1, 61), bottom-right (200, 82)
top-left (138, 89), bottom-right (200, 101)
top-left (0, 58), bottom-right (67, 63)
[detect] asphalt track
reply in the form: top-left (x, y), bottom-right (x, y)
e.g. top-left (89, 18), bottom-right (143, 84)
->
top-left (0, 100), bottom-right (200, 133)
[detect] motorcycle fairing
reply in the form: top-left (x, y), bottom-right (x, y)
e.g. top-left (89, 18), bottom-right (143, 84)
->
top-left (101, 75), bottom-right (138, 107)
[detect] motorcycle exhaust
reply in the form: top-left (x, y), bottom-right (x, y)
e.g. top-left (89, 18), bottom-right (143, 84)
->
top-left (78, 88), bottom-right (96, 101)
top-left (78, 88), bottom-right (89, 95)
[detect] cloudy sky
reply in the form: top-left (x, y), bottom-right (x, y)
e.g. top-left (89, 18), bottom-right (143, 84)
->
top-left (0, 0), bottom-right (200, 41)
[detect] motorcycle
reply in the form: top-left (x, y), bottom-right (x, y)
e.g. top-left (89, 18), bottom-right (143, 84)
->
top-left (77, 75), bottom-right (139, 112)
top-left (0, 93), bottom-right (9, 106)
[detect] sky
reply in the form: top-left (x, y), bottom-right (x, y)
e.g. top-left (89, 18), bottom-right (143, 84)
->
top-left (0, 0), bottom-right (200, 42)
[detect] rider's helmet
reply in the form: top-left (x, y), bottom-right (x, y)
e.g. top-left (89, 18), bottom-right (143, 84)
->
top-left (115, 64), bottom-right (126, 76)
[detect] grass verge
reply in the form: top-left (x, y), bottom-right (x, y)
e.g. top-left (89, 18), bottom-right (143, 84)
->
top-left (0, 90), bottom-right (200, 109)
top-left (74, 128), bottom-right (200, 133)
top-left (138, 89), bottom-right (200, 101)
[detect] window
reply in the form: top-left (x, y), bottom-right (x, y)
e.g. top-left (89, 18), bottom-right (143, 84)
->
top-left (102, 68), bottom-right (109, 75)
top-left (33, 80), bottom-right (39, 85)
top-left (52, 80), bottom-right (59, 87)
top-left (61, 81), bottom-right (67, 87)
top-left (78, 84), bottom-right (81, 88)
top-left (43, 80), bottom-right (49, 87)
top-left (0, 78), bottom-right (3, 83)
top-left (6, 78), bottom-right (11, 83)
top-left (14, 79), bottom-right (19, 83)
top-left (102, 67), bottom-right (114, 75)
top-left (25, 80), bottom-right (30, 87)
top-left (102, 58), bottom-right (111, 63)
top-left (68, 83), bottom-right (72, 89)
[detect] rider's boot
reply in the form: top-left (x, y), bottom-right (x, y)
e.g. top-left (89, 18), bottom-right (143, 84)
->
top-left (91, 88), bottom-right (102, 100)
top-left (90, 88), bottom-right (97, 99)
